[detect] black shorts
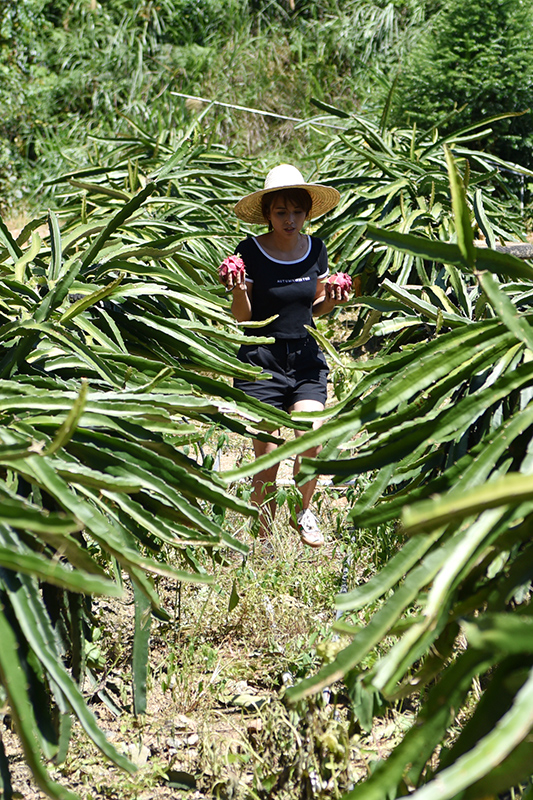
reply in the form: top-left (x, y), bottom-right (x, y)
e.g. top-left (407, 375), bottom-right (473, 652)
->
top-left (234, 336), bottom-right (329, 412)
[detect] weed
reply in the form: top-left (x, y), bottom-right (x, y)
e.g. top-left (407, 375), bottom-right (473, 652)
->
top-left (247, 696), bottom-right (356, 799)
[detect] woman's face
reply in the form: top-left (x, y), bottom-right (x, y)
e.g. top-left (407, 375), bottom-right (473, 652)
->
top-left (266, 194), bottom-right (307, 238)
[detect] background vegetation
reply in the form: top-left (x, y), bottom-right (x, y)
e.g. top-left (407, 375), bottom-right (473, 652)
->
top-left (5, 0), bottom-right (532, 217)
top-left (2, 1), bottom-right (533, 799)
top-left (391, 0), bottom-right (533, 171)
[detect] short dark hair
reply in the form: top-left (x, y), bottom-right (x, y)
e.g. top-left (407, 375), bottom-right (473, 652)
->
top-left (261, 188), bottom-right (313, 223)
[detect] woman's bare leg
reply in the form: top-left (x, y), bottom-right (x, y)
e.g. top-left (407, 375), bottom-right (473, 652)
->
top-left (251, 437), bottom-right (281, 539)
top-left (289, 400), bottom-right (324, 513)
top-left (250, 399), bottom-right (324, 541)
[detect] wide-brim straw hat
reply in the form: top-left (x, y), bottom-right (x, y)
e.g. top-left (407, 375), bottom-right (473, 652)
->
top-left (233, 163), bottom-right (340, 224)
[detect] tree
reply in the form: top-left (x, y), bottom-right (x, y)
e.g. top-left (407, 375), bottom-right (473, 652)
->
top-left (392, 0), bottom-right (533, 170)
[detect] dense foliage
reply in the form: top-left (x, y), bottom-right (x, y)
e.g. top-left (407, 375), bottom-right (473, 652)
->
top-left (392, 0), bottom-right (533, 169)
top-left (4, 0), bottom-right (532, 218)
top-left (218, 145), bottom-right (533, 798)
top-left (3, 1), bottom-right (533, 799)
top-left (1, 0), bottom-right (430, 214)
top-left (0, 134), bottom-right (305, 798)
top-left (285, 158), bottom-right (533, 799)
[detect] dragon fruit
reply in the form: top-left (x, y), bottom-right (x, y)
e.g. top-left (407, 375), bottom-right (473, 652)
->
top-left (327, 272), bottom-right (352, 292)
top-left (219, 255), bottom-right (246, 283)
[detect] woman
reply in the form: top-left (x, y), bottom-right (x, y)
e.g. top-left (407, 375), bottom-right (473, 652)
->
top-left (222, 164), bottom-right (350, 547)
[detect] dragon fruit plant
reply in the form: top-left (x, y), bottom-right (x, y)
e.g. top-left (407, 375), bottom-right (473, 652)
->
top-left (219, 255), bottom-right (246, 285)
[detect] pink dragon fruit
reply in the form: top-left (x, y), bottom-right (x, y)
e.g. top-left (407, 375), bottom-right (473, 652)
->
top-left (219, 255), bottom-right (246, 284)
top-left (327, 272), bottom-right (352, 292)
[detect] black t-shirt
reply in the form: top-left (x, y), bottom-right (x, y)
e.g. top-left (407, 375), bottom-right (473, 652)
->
top-left (235, 236), bottom-right (329, 339)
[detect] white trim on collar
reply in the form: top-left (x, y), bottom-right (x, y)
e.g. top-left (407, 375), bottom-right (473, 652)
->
top-left (253, 235), bottom-right (311, 264)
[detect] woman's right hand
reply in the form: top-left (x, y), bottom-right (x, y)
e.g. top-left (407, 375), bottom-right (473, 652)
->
top-left (221, 271), bottom-right (247, 292)
top-left (219, 255), bottom-right (246, 292)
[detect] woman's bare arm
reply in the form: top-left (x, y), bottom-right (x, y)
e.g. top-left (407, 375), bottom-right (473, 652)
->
top-left (230, 280), bottom-right (252, 322)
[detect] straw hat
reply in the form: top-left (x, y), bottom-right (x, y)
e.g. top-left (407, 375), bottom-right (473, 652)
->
top-left (233, 164), bottom-right (340, 224)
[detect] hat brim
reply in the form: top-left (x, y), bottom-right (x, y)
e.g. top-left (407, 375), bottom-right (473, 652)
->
top-left (233, 182), bottom-right (340, 224)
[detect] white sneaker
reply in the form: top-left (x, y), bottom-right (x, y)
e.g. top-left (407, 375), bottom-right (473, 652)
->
top-left (296, 509), bottom-right (324, 548)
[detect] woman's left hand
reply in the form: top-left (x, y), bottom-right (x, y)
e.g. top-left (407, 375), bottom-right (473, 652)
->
top-left (313, 273), bottom-right (356, 317)
top-left (324, 282), bottom-right (351, 305)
